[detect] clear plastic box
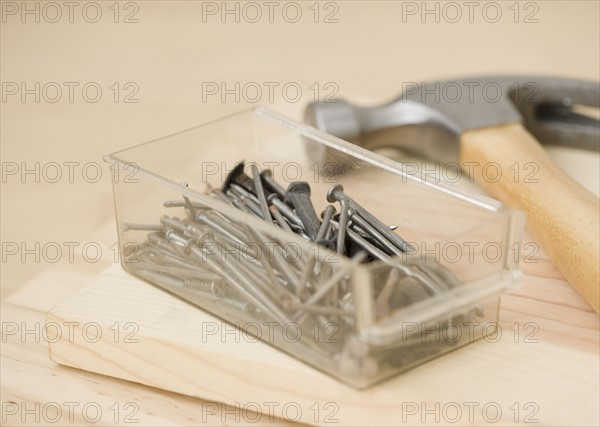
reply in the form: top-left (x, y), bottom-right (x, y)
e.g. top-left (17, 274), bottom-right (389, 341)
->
top-left (105, 107), bottom-right (524, 389)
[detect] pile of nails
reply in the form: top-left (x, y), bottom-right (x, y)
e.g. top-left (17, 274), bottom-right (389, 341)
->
top-left (212, 162), bottom-right (464, 309)
top-left (214, 162), bottom-right (414, 262)
top-left (123, 161), bottom-right (481, 376)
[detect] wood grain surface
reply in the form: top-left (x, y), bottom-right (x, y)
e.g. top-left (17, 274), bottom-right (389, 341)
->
top-left (2, 267), bottom-right (294, 426)
top-left (44, 234), bottom-right (600, 426)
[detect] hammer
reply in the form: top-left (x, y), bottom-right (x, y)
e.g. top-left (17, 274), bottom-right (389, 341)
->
top-left (305, 76), bottom-right (600, 313)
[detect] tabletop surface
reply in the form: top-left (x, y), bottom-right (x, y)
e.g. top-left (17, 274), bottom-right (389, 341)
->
top-left (1, 2), bottom-right (599, 425)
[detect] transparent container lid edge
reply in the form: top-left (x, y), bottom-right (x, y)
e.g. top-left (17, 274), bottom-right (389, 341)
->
top-left (105, 107), bottom-right (253, 161)
top-left (105, 106), bottom-right (504, 213)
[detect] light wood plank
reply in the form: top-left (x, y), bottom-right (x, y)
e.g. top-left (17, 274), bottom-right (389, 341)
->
top-left (46, 260), bottom-right (600, 426)
top-left (2, 290), bottom-right (292, 426)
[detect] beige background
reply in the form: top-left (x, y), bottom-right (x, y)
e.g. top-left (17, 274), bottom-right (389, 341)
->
top-left (2, 1), bottom-right (599, 296)
top-left (1, 1), bottom-right (599, 425)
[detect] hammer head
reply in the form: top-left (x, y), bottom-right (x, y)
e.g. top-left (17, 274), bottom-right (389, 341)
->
top-left (305, 76), bottom-right (600, 163)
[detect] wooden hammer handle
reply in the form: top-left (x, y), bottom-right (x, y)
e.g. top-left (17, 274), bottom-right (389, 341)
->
top-left (461, 123), bottom-right (600, 313)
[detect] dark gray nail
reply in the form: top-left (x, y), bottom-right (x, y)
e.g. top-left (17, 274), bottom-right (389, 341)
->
top-left (260, 169), bottom-right (286, 199)
top-left (222, 161), bottom-right (254, 193)
top-left (327, 184), bottom-right (413, 253)
top-left (336, 199), bottom-right (350, 255)
top-left (267, 194), bottom-right (304, 229)
top-left (348, 209), bottom-right (404, 257)
top-left (316, 205), bottom-right (336, 242)
top-left (285, 181), bottom-right (321, 241)
top-left (250, 164), bottom-right (272, 221)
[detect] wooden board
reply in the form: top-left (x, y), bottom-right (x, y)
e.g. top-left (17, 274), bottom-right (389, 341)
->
top-left (3, 268), bottom-right (292, 426)
top-left (46, 244), bottom-right (600, 426)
